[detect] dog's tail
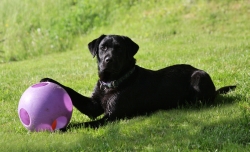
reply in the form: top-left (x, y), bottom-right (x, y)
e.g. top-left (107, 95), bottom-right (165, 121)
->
top-left (216, 85), bottom-right (236, 95)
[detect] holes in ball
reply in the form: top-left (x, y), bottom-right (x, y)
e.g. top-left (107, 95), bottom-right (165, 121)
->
top-left (63, 93), bottom-right (73, 112)
top-left (51, 116), bottom-right (68, 130)
top-left (51, 120), bottom-right (57, 130)
top-left (31, 82), bottom-right (49, 88)
top-left (19, 108), bottom-right (30, 126)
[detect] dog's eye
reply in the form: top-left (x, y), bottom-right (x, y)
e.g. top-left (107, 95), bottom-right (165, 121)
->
top-left (101, 46), bottom-right (107, 51)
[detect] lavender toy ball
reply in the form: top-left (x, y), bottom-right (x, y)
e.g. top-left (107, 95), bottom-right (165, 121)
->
top-left (18, 82), bottom-right (73, 132)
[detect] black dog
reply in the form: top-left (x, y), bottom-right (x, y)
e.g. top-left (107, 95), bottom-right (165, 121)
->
top-left (41, 34), bottom-right (236, 128)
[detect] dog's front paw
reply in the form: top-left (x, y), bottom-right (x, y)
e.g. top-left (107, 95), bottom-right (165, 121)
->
top-left (40, 78), bottom-right (61, 86)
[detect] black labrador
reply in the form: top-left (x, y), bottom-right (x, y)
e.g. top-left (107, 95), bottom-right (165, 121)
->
top-left (41, 34), bottom-right (236, 128)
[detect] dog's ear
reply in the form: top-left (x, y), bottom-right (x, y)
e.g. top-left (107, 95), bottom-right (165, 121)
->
top-left (88, 35), bottom-right (106, 58)
top-left (122, 36), bottom-right (139, 58)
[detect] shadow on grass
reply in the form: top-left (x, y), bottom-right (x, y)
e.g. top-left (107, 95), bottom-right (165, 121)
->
top-left (63, 93), bottom-right (250, 151)
top-left (68, 115), bottom-right (250, 151)
top-left (65, 93), bottom-right (241, 130)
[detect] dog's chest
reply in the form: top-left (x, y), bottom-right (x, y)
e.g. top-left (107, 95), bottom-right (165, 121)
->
top-left (101, 90), bottom-right (119, 115)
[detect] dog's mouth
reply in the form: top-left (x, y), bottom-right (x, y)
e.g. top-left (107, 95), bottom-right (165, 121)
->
top-left (98, 58), bottom-right (133, 82)
top-left (98, 65), bottom-right (121, 82)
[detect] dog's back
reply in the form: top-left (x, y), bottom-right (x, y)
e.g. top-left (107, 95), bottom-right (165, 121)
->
top-left (110, 64), bottom-right (199, 117)
top-left (112, 64), bottom-right (236, 118)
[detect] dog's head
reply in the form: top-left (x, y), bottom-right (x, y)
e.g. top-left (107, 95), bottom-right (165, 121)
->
top-left (88, 35), bottom-right (139, 82)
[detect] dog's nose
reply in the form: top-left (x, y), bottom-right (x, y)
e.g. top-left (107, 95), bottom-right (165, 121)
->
top-left (105, 57), bottom-right (113, 63)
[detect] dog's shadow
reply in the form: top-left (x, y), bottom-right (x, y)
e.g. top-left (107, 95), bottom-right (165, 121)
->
top-left (183, 93), bottom-right (240, 109)
top-left (60, 93), bottom-right (240, 132)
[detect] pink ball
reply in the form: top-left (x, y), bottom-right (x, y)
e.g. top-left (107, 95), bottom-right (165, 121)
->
top-left (18, 82), bottom-right (73, 132)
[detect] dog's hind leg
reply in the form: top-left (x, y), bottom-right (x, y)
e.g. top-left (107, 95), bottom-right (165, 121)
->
top-left (190, 70), bottom-right (216, 102)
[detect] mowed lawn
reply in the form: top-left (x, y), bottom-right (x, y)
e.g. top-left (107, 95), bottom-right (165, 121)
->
top-left (0, 0), bottom-right (250, 151)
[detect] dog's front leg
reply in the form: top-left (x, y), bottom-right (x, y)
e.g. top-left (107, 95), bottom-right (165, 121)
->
top-left (40, 78), bottom-right (104, 119)
top-left (65, 114), bottom-right (109, 129)
top-left (83, 113), bottom-right (117, 128)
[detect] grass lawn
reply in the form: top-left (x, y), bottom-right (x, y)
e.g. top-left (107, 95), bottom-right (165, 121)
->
top-left (1, 0), bottom-right (250, 151)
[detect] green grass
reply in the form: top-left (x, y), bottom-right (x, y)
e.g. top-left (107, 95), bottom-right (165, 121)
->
top-left (1, 0), bottom-right (250, 151)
